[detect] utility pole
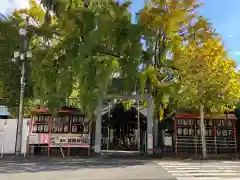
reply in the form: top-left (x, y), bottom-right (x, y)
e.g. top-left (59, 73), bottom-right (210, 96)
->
top-left (15, 17), bottom-right (29, 156)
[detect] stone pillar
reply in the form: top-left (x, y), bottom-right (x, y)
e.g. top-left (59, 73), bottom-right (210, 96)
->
top-left (94, 98), bottom-right (102, 154)
top-left (147, 95), bottom-right (153, 154)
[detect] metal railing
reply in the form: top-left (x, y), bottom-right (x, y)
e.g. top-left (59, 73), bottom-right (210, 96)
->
top-left (175, 136), bottom-right (236, 154)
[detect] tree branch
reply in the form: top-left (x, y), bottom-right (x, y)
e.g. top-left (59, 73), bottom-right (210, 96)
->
top-left (96, 50), bottom-right (121, 58)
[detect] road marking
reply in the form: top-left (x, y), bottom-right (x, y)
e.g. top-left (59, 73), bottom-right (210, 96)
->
top-left (187, 172), bottom-right (240, 176)
top-left (168, 170), bottom-right (237, 173)
top-left (177, 177), bottom-right (221, 180)
top-left (172, 173), bottom-right (191, 176)
top-left (175, 167), bottom-right (200, 170)
top-left (162, 165), bottom-right (240, 168)
top-left (155, 161), bottom-right (240, 180)
top-left (222, 161), bottom-right (240, 163)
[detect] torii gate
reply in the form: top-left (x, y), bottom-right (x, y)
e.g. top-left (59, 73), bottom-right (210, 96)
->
top-left (94, 93), bottom-right (154, 154)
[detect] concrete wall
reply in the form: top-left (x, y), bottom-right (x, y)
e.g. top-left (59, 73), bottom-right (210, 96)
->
top-left (0, 118), bottom-right (30, 154)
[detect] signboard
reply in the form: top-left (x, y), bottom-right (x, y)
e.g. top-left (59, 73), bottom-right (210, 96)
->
top-left (28, 133), bottom-right (50, 144)
top-left (26, 120), bottom-right (30, 126)
top-left (147, 134), bottom-right (153, 151)
top-left (28, 134), bottom-right (41, 144)
top-left (0, 129), bottom-right (5, 148)
top-left (41, 134), bottom-right (50, 144)
top-left (164, 136), bottom-right (172, 146)
top-left (50, 134), bottom-right (90, 147)
top-left (29, 134), bottom-right (90, 146)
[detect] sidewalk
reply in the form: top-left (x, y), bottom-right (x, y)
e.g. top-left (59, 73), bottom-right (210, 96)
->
top-left (0, 153), bottom-right (239, 162)
top-left (98, 151), bottom-right (240, 160)
top-left (0, 155), bottom-right (102, 163)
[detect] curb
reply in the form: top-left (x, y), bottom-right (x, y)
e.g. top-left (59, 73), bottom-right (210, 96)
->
top-left (159, 156), bottom-right (240, 161)
top-left (0, 154), bottom-right (239, 162)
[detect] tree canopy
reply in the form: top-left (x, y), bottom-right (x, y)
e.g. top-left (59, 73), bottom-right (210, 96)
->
top-left (173, 38), bottom-right (240, 113)
top-left (0, 0), bottom-right (239, 119)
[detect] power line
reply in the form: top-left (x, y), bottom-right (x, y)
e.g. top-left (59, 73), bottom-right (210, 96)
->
top-left (0, 13), bottom-right (8, 20)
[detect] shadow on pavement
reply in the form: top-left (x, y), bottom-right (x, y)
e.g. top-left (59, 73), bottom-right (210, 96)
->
top-left (0, 157), bottom-right (151, 174)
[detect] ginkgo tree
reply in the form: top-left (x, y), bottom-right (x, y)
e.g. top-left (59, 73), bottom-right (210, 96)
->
top-left (174, 38), bottom-right (240, 113)
top-left (173, 38), bottom-right (240, 157)
top-left (136, 0), bottom-right (211, 147)
top-left (27, 0), bottom-right (143, 118)
top-left (0, 0), bottom-right (142, 117)
top-left (136, 0), bottom-right (210, 118)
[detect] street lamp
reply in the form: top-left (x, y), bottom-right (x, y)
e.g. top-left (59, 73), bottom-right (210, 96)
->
top-left (13, 17), bottom-right (32, 156)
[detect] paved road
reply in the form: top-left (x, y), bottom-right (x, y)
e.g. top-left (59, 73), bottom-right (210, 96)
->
top-left (0, 157), bottom-right (175, 180)
top-left (156, 160), bottom-right (240, 180)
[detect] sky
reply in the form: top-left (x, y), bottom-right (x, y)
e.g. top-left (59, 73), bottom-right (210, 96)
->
top-left (0, 0), bottom-right (29, 14)
top-left (1, 0), bottom-right (240, 63)
top-left (130, 0), bottom-right (240, 64)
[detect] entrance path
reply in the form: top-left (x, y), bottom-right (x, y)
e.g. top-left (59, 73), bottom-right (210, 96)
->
top-left (0, 157), bottom-right (176, 180)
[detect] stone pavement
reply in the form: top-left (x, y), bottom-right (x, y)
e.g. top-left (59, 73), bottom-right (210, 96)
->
top-left (155, 160), bottom-right (240, 180)
top-left (0, 157), bottom-right (176, 180)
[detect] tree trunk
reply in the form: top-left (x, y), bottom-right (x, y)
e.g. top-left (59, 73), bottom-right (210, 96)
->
top-left (200, 104), bottom-right (207, 158)
top-left (154, 118), bottom-right (159, 148)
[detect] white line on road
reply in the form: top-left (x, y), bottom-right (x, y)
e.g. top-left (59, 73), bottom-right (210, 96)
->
top-left (175, 167), bottom-right (200, 170)
top-left (177, 177), bottom-right (221, 180)
top-left (177, 178), bottom-right (240, 180)
top-left (184, 172), bottom-right (240, 176)
top-left (172, 173), bottom-right (191, 177)
top-left (155, 161), bottom-right (240, 180)
top-left (222, 161), bottom-right (240, 163)
top-left (169, 170), bottom-right (238, 173)
top-left (162, 165), bottom-right (240, 168)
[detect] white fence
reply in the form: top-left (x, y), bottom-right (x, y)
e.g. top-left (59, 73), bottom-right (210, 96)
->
top-left (0, 118), bottom-right (29, 154)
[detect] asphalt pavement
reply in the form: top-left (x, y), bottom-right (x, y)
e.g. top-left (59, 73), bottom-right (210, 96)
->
top-left (0, 157), bottom-right (176, 180)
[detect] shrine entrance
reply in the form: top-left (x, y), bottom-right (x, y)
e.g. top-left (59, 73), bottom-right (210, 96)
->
top-left (101, 103), bottom-right (147, 152)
